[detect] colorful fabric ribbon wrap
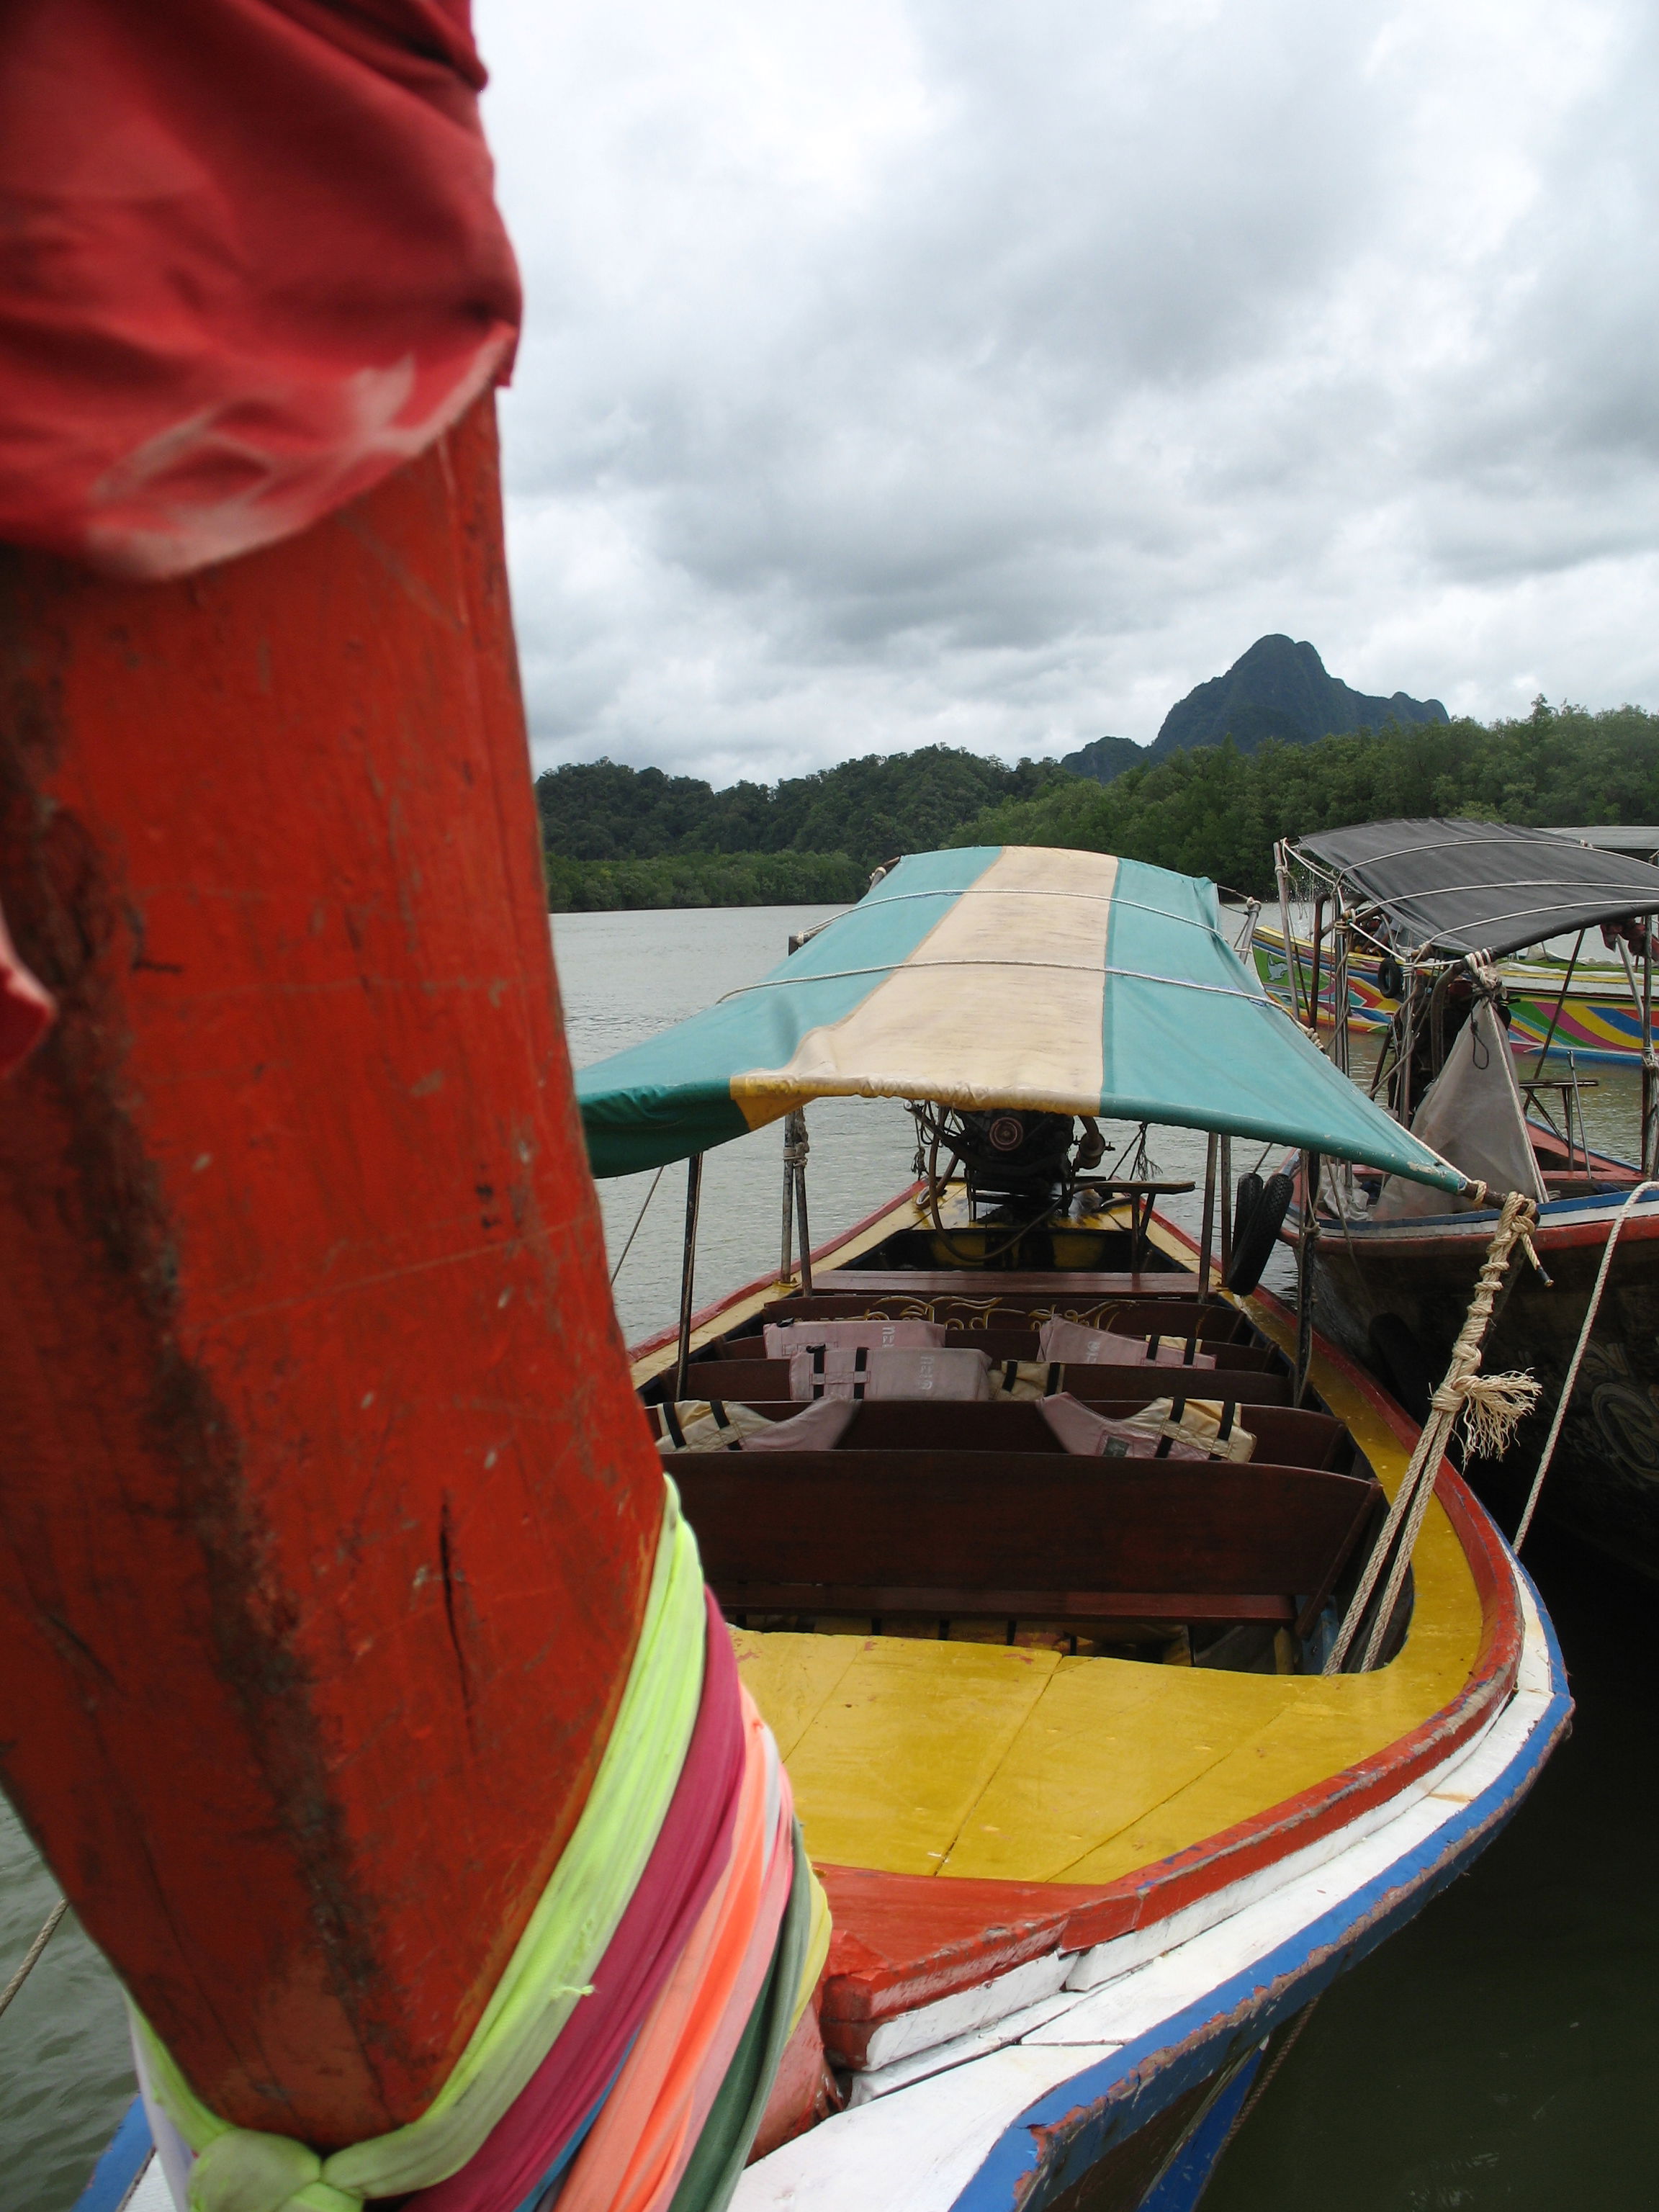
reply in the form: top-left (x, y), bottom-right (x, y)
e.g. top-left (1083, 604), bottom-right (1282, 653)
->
top-left (132, 1483), bottom-right (830, 2212)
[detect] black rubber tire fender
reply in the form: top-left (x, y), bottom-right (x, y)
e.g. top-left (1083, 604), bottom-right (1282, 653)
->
top-left (1226, 1170), bottom-right (1293, 1293)
top-left (1231, 1171), bottom-right (1264, 1254)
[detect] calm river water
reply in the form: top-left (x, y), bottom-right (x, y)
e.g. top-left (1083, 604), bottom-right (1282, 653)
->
top-left (2, 904), bottom-right (1653, 2208)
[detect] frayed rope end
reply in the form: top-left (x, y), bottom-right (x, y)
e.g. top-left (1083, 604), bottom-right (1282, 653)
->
top-left (1458, 1370), bottom-right (1542, 1459)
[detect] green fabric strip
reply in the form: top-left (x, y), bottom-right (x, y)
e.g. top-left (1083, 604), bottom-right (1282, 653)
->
top-left (1101, 859), bottom-right (1462, 1187)
top-left (141, 1482), bottom-right (708, 2212)
top-left (575, 850), bottom-right (1003, 1178)
top-left (665, 1822), bottom-right (814, 2212)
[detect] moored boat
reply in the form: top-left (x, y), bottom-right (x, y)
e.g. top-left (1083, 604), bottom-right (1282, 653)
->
top-left (1276, 818), bottom-right (1659, 1577)
top-left (569, 848), bottom-right (1570, 2210)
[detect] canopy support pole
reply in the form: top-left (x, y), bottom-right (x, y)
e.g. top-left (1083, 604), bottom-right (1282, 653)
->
top-left (1197, 1134), bottom-right (1218, 1298)
top-left (1295, 1151), bottom-right (1320, 1406)
top-left (1533, 928), bottom-right (1586, 1069)
top-left (1274, 842), bottom-right (1303, 1025)
top-left (1331, 915), bottom-right (1351, 1077)
top-left (779, 1109), bottom-right (813, 1291)
top-left (779, 1124), bottom-right (796, 1284)
top-left (1218, 1136), bottom-right (1233, 1286)
top-left (1394, 969), bottom-right (1418, 1124)
top-left (1616, 925), bottom-right (1658, 1172)
top-left (675, 1151), bottom-right (704, 1399)
top-left (1646, 922), bottom-right (1657, 1177)
top-left (1308, 895), bottom-right (1326, 1038)
top-left (793, 1115), bottom-right (814, 1293)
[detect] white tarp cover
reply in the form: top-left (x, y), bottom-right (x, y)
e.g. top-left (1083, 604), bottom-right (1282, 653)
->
top-left (1374, 1000), bottom-right (1547, 1218)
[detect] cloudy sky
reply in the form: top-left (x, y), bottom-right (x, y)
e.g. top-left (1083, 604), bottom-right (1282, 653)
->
top-left (477, 0), bottom-right (1659, 784)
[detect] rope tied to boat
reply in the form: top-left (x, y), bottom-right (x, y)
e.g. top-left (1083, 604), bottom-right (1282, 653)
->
top-left (0, 1896), bottom-right (68, 2021)
top-left (1326, 1190), bottom-right (1542, 1674)
top-left (1421, 1188), bottom-right (1543, 1452)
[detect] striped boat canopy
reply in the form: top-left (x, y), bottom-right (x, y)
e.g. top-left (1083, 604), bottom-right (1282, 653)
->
top-left (575, 847), bottom-right (1466, 1190)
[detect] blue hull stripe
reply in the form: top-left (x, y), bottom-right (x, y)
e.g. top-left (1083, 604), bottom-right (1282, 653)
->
top-left (950, 1565), bottom-right (1570, 2212)
top-left (73, 2095), bottom-right (151, 2212)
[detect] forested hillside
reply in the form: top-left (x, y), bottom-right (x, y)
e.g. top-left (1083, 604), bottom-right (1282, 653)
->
top-left (1061, 734), bottom-right (1146, 784)
top-left (950, 701), bottom-right (1659, 894)
top-left (537, 746), bottom-right (1063, 908)
top-left (537, 701), bottom-right (1659, 911)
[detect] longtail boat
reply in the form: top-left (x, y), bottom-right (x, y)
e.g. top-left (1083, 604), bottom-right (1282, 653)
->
top-left (0, 18), bottom-right (1565, 2212)
top-left (568, 846), bottom-right (1569, 2211)
top-left (1274, 819), bottom-right (1659, 1578)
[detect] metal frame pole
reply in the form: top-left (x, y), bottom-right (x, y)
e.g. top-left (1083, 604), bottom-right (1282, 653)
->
top-left (1331, 914), bottom-right (1352, 1077)
top-left (1533, 928), bottom-right (1586, 1070)
top-left (1395, 969), bottom-right (1417, 1125)
top-left (1629, 920), bottom-right (1659, 1175)
top-left (1646, 920), bottom-right (1657, 1176)
top-left (788, 1110), bottom-right (814, 1292)
top-left (1197, 1133), bottom-right (1218, 1298)
top-left (1218, 1136), bottom-right (1233, 1286)
top-left (1295, 1150), bottom-right (1320, 1406)
top-left (1308, 895), bottom-right (1326, 1040)
top-left (779, 1124), bottom-right (796, 1284)
top-left (1274, 842), bottom-right (1303, 1026)
top-left (795, 1150), bottom-right (814, 1292)
top-left (674, 1151), bottom-right (703, 1400)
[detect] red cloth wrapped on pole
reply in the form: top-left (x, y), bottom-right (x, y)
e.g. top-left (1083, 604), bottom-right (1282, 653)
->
top-left (0, 896), bottom-right (54, 1076)
top-left (0, 0), bottom-right (520, 579)
top-left (0, 12), bottom-right (835, 2202)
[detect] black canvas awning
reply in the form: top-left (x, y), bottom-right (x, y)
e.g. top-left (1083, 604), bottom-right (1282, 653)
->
top-left (1292, 818), bottom-right (1659, 958)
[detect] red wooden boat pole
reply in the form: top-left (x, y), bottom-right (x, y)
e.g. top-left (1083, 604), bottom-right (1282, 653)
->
top-left (0, 398), bottom-right (664, 2147)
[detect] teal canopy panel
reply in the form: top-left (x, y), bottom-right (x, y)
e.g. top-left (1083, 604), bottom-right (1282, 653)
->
top-left (572, 846), bottom-right (1465, 1192)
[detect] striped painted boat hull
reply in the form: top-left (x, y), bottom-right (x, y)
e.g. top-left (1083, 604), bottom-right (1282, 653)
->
top-left (1251, 925), bottom-right (1646, 1065)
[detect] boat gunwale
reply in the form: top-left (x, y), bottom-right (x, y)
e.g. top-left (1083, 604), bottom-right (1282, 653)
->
top-left (935, 1563), bottom-right (1568, 2212)
top-left (1287, 1189), bottom-right (1659, 1254)
top-left (632, 1195), bottom-right (1524, 2038)
top-left (736, 1561), bottom-right (1568, 2212)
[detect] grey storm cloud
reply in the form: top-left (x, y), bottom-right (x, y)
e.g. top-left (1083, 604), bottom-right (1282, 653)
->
top-left (477, 0), bottom-right (1659, 783)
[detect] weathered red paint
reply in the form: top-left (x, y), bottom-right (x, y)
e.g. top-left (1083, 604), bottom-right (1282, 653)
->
top-left (0, 398), bottom-right (662, 2144)
top-left (674, 1208), bottom-right (1522, 2062)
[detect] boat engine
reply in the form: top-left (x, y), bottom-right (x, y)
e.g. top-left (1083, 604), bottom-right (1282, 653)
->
top-left (940, 1108), bottom-right (1079, 1206)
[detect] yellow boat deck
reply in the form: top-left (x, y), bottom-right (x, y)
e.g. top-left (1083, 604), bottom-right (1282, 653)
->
top-left (642, 1195), bottom-right (1485, 1889)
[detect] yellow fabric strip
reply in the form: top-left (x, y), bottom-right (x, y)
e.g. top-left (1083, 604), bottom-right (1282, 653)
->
top-left (791, 1862), bottom-right (832, 2032)
top-left (138, 1482), bottom-right (707, 2212)
top-left (732, 847), bottom-right (1116, 1112)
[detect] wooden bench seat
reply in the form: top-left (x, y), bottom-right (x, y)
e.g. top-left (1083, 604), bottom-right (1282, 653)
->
top-left (706, 1331), bottom-right (1277, 1370)
top-left (757, 1294), bottom-right (1253, 1346)
top-left (670, 1449), bottom-right (1380, 1638)
top-left (657, 1357), bottom-right (1295, 1408)
top-left (814, 1399), bottom-right (1349, 1470)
